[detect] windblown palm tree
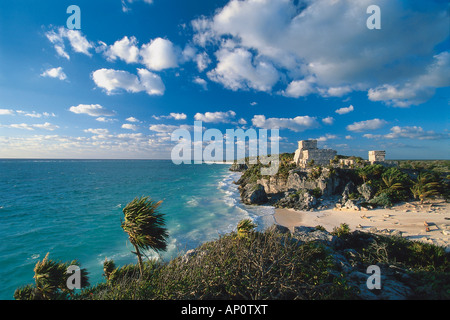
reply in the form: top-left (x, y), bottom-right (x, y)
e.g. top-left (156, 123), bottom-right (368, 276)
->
top-left (121, 196), bottom-right (168, 278)
top-left (236, 218), bottom-right (257, 239)
top-left (14, 253), bottom-right (89, 300)
top-left (410, 173), bottom-right (440, 204)
top-left (103, 257), bottom-right (116, 281)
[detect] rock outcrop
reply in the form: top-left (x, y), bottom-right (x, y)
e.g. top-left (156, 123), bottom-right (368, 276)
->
top-left (235, 165), bottom-right (358, 210)
top-left (240, 183), bottom-right (268, 205)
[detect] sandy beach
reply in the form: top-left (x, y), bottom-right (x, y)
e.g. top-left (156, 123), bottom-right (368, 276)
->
top-left (274, 200), bottom-right (450, 250)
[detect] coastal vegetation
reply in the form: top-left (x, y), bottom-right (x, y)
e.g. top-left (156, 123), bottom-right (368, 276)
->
top-left (15, 220), bottom-right (450, 300)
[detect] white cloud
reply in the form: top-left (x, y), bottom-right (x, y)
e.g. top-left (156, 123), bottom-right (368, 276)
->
top-left (104, 36), bottom-right (140, 64)
top-left (316, 134), bottom-right (338, 142)
top-left (252, 115), bottom-right (319, 132)
top-left (140, 38), bottom-right (179, 71)
top-left (169, 113), bottom-right (187, 120)
top-left (96, 117), bottom-right (116, 123)
top-left (0, 109), bottom-right (15, 115)
top-left (238, 118), bottom-right (247, 125)
top-left (194, 110), bottom-right (236, 123)
top-left (318, 86), bottom-right (353, 98)
top-left (152, 113), bottom-right (187, 121)
top-left (126, 117), bottom-right (140, 123)
top-left (207, 47), bottom-right (279, 92)
top-left (45, 27), bottom-right (93, 59)
top-left (322, 117), bottom-right (334, 125)
top-left (335, 105), bottom-right (354, 115)
top-left (363, 126), bottom-right (450, 140)
top-left (346, 118), bottom-right (387, 132)
top-left (137, 68), bottom-right (166, 95)
top-left (2, 109), bottom-right (56, 118)
top-left (192, 0), bottom-right (449, 106)
top-left (40, 67), bottom-right (67, 80)
top-left (122, 123), bottom-right (139, 131)
top-left (84, 128), bottom-right (109, 135)
top-left (1, 122), bottom-right (59, 131)
top-left (91, 68), bottom-right (165, 96)
top-left (368, 51), bottom-right (450, 107)
top-left (282, 78), bottom-right (315, 98)
top-left (69, 104), bottom-right (115, 117)
top-left (149, 124), bottom-right (191, 133)
top-left (195, 52), bottom-right (211, 72)
top-left (193, 77), bottom-right (207, 90)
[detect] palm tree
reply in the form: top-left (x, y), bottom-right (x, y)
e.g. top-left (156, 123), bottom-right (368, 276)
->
top-left (14, 253), bottom-right (89, 300)
top-left (236, 218), bottom-right (257, 239)
top-left (410, 173), bottom-right (440, 204)
top-left (103, 258), bottom-right (116, 281)
top-left (121, 196), bottom-right (168, 278)
top-left (381, 173), bottom-right (403, 193)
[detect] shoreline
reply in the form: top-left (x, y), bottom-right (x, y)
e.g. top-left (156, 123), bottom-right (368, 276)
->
top-left (273, 200), bottom-right (450, 250)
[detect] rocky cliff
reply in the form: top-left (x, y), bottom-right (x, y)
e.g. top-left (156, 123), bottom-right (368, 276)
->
top-left (235, 164), bottom-right (362, 210)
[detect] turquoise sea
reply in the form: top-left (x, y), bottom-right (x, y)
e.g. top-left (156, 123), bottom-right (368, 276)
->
top-left (0, 160), bottom-right (275, 299)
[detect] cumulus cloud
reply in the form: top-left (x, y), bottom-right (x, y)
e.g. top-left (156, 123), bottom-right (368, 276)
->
top-left (368, 51), bottom-right (450, 107)
top-left (346, 118), bottom-right (387, 132)
top-left (282, 78), bottom-right (315, 98)
top-left (335, 105), bottom-right (354, 115)
top-left (126, 117), bottom-right (140, 123)
top-left (251, 115), bottom-right (319, 132)
top-left (194, 110), bottom-right (236, 123)
top-left (191, 0), bottom-right (449, 105)
top-left (140, 38), bottom-right (180, 71)
top-left (316, 134), bottom-right (338, 142)
top-left (207, 47), bottom-right (279, 92)
top-left (69, 104), bottom-right (115, 117)
top-left (91, 68), bottom-right (165, 96)
top-left (104, 36), bottom-right (140, 64)
top-left (322, 117), bottom-right (335, 125)
top-left (40, 67), bottom-right (67, 80)
top-left (363, 126), bottom-right (450, 140)
top-left (122, 123), bottom-right (139, 131)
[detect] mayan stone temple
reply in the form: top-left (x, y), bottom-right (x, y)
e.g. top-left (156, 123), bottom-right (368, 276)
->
top-left (368, 150), bottom-right (386, 163)
top-left (293, 140), bottom-right (337, 167)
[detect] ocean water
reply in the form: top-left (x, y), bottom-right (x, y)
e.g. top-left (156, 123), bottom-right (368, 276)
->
top-left (0, 160), bottom-right (275, 300)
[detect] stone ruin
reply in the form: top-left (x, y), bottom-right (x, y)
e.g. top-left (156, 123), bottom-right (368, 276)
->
top-left (293, 140), bottom-right (337, 167)
top-left (368, 150), bottom-right (386, 163)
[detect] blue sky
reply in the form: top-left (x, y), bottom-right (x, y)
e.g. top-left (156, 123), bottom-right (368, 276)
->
top-left (0, 0), bottom-right (449, 159)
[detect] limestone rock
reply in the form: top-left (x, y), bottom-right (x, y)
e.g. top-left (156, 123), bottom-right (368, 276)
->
top-left (357, 183), bottom-right (374, 201)
top-left (241, 183), bottom-right (268, 205)
top-left (293, 226), bottom-right (335, 244)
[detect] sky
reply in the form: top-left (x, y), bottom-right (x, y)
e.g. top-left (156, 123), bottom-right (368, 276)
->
top-left (0, 0), bottom-right (449, 160)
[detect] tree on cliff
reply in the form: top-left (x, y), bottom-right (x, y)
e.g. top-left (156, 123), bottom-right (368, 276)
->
top-left (121, 196), bottom-right (169, 278)
top-left (14, 253), bottom-right (89, 300)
